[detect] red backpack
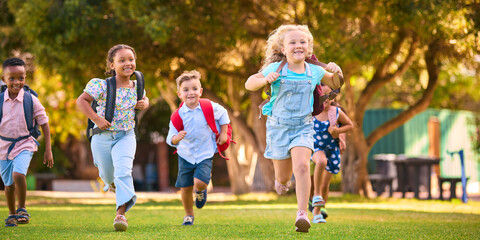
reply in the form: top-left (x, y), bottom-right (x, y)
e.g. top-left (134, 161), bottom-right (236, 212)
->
top-left (170, 99), bottom-right (235, 160)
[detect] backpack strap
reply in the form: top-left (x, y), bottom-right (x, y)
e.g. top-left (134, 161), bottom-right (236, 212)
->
top-left (134, 71), bottom-right (144, 101)
top-left (327, 106), bottom-right (338, 128)
top-left (170, 103), bottom-right (184, 132)
top-left (258, 60), bottom-right (288, 119)
top-left (200, 99), bottom-right (234, 160)
top-left (104, 76), bottom-right (116, 123)
top-left (0, 91), bottom-right (4, 125)
top-left (199, 99), bottom-right (218, 135)
top-left (306, 57), bottom-right (344, 88)
top-left (22, 89), bottom-right (41, 139)
top-left (87, 77), bottom-right (116, 138)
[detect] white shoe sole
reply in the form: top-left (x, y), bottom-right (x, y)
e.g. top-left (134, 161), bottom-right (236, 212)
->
top-left (113, 221), bottom-right (128, 231)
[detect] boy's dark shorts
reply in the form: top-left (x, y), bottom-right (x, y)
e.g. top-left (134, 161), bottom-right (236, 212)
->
top-left (175, 156), bottom-right (212, 188)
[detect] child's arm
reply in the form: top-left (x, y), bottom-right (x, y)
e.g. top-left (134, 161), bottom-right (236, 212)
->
top-left (245, 72), bottom-right (280, 91)
top-left (329, 109), bottom-right (353, 138)
top-left (171, 131), bottom-right (187, 145)
top-left (135, 96), bottom-right (149, 110)
top-left (40, 122), bottom-right (54, 168)
top-left (76, 92), bottom-right (111, 130)
top-left (339, 133), bottom-right (346, 154)
top-left (217, 124), bottom-right (228, 145)
top-left (321, 63), bottom-right (343, 90)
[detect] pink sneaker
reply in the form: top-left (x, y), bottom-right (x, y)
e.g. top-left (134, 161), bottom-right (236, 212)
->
top-left (274, 180), bottom-right (290, 195)
top-left (295, 210), bottom-right (311, 233)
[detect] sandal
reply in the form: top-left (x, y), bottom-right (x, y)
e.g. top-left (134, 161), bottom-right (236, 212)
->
top-left (4, 215), bottom-right (17, 227)
top-left (312, 213), bottom-right (326, 223)
top-left (113, 214), bottom-right (128, 231)
top-left (16, 208), bottom-right (30, 224)
top-left (312, 195), bottom-right (325, 208)
top-left (321, 208), bottom-right (328, 219)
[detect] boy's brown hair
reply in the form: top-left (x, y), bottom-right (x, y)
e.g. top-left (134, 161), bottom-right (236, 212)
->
top-left (176, 70), bottom-right (201, 89)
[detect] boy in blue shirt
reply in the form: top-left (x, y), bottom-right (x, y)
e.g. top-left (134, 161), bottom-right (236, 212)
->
top-left (166, 70), bottom-right (230, 226)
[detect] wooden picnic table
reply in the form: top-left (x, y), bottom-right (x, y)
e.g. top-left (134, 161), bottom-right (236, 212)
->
top-left (393, 156), bottom-right (440, 199)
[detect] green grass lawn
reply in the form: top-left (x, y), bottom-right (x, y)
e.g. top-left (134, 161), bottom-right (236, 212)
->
top-left (1, 193), bottom-right (479, 239)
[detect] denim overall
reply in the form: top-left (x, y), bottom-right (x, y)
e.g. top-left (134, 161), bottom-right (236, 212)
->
top-left (264, 63), bottom-right (315, 160)
top-left (313, 107), bottom-right (341, 174)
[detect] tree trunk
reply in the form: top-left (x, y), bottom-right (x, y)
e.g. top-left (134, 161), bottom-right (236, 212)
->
top-left (58, 135), bottom-right (98, 179)
top-left (341, 128), bottom-right (374, 197)
top-left (341, 38), bottom-right (441, 197)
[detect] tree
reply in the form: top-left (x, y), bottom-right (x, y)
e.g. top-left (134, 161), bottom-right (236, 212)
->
top-left (303, 0), bottom-right (480, 195)
top-left (5, 0), bottom-right (479, 195)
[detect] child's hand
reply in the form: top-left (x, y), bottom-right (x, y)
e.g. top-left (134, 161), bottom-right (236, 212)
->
top-left (135, 99), bottom-right (148, 110)
top-left (265, 72), bottom-right (280, 84)
top-left (328, 126), bottom-right (340, 139)
top-left (217, 132), bottom-right (228, 145)
top-left (43, 149), bottom-right (54, 168)
top-left (94, 117), bottom-right (112, 130)
top-left (325, 62), bottom-right (343, 76)
top-left (326, 62), bottom-right (343, 88)
top-left (176, 131), bottom-right (187, 141)
top-left (339, 139), bottom-right (346, 154)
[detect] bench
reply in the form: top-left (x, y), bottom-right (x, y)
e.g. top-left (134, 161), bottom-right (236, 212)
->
top-left (438, 177), bottom-right (469, 200)
top-left (369, 174), bottom-right (394, 197)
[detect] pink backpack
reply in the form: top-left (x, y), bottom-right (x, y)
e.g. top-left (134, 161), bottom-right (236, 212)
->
top-left (170, 99), bottom-right (235, 160)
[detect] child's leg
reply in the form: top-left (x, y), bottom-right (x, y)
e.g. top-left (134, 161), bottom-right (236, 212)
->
top-left (321, 171), bottom-right (334, 203)
top-left (192, 158), bottom-right (212, 192)
top-left (1, 160), bottom-right (16, 215)
top-left (312, 151), bottom-right (327, 216)
top-left (181, 186), bottom-right (194, 216)
top-left (111, 131), bottom-right (137, 213)
top-left (290, 146), bottom-right (312, 212)
top-left (116, 203), bottom-right (127, 216)
top-left (91, 134), bottom-right (115, 190)
top-left (13, 172), bottom-right (26, 209)
top-left (194, 178), bottom-right (208, 192)
top-left (312, 151), bottom-right (327, 197)
top-left (7, 151), bottom-right (33, 223)
top-left (4, 184), bottom-right (15, 215)
top-left (272, 158), bottom-right (293, 185)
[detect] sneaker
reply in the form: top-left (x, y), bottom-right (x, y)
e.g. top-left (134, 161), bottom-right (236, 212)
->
top-left (308, 199), bottom-right (314, 213)
top-left (295, 210), bottom-right (311, 233)
top-left (274, 180), bottom-right (290, 195)
top-left (113, 215), bottom-right (128, 231)
top-left (109, 183), bottom-right (116, 193)
top-left (182, 215), bottom-right (194, 226)
top-left (321, 208), bottom-right (328, 219)
top-left (195, 189), bottom-right (207, 209)
top-left (103, 183), bottom-right (116, 193)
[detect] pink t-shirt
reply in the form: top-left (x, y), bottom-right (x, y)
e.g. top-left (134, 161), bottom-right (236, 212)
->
top-left (0, 88), bottom-right (48, 160)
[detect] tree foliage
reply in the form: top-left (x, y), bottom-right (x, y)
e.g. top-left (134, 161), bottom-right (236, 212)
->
top-left (2, 0), bottom-right (479, 193)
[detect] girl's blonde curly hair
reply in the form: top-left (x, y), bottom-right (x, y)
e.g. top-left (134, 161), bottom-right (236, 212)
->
top-left (260, 24), bottom-right (314, 71)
